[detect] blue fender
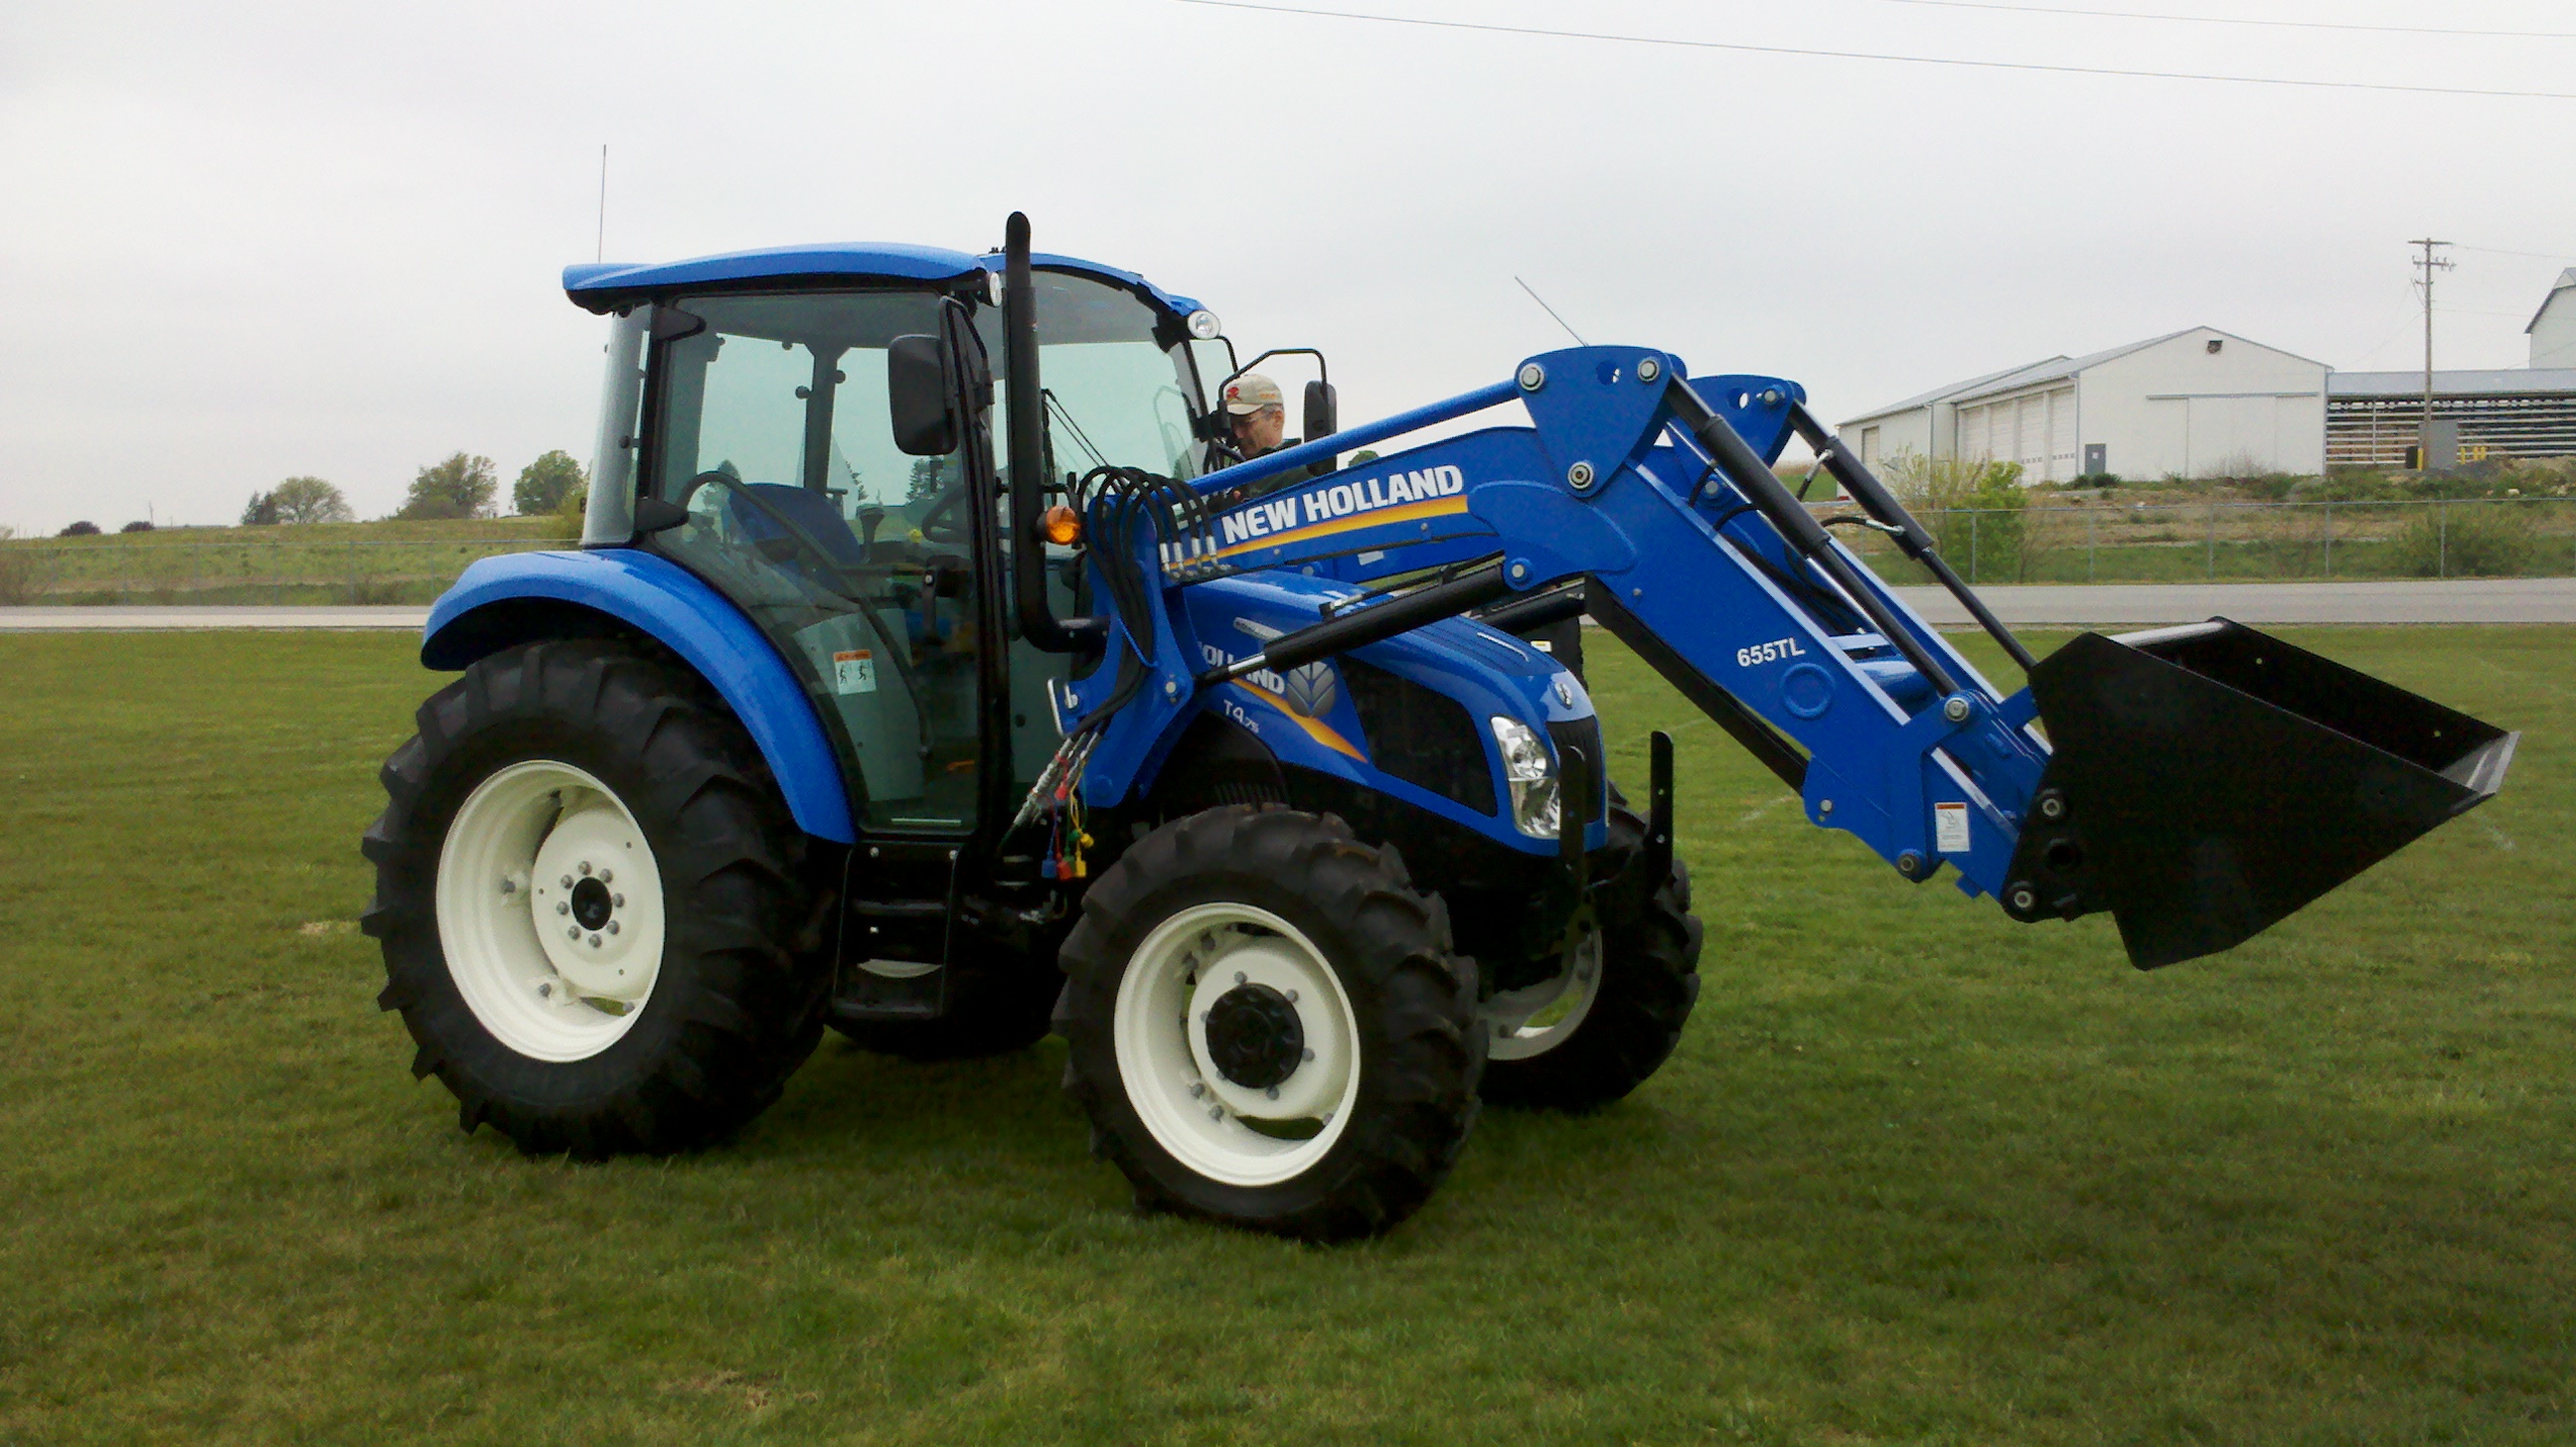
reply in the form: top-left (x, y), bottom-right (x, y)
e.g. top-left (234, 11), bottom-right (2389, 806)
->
top-left (421, 549), bottom-right (857, 843)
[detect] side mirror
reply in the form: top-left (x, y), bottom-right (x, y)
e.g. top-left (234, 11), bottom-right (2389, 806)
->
top-left (887, 334), bottom-right (958, 456)
top-left (1303, 380), bottom-right (1338, 443)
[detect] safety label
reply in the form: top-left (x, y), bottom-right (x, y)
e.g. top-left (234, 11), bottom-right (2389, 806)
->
top-left (832, 649), bottom-right (879, 695)
top-left (1933, 801), bottom-right (1971, 854)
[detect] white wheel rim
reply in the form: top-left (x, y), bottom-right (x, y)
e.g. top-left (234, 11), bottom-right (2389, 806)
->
top-left (1111, 902), bottom-right (1363, 1188)
top-left (434, 760), bottom-right (667, 1062)
top-left (1485, 920), bottom-right (1602, 1061)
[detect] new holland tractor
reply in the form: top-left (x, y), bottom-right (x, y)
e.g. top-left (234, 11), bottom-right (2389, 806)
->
top-left (364, 215), bottom-right (2516, 1239)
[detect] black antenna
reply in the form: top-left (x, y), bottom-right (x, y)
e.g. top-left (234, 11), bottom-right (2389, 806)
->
top-left (1515, 275), bottom-right (1587, 346)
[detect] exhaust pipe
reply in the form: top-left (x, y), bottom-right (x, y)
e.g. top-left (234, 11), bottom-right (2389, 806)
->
top-left (2008, 619), bottom-right (2515, 969)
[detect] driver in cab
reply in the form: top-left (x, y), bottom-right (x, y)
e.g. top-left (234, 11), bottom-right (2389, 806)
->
top-left (1223, 374), bottom-right (1290, 460)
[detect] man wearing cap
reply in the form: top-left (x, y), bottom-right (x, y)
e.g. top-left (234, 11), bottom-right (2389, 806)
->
top-left (1220, 373), bottom-right (1291, 460)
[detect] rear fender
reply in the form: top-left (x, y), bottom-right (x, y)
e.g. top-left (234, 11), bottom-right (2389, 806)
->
top-left (421, 549), bottom-right (857, 843)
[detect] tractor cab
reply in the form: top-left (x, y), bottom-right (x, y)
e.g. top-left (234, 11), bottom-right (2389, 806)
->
top-left (543, 246), bottom-right (1261, 1013)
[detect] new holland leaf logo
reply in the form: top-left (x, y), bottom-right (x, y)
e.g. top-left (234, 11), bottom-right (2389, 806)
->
top-left (1283, 662), bottom-right (1338, 720)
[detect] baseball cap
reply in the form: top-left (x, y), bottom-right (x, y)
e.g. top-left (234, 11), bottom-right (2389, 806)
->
top-left (1222, 374), bottom-right (1284, 415)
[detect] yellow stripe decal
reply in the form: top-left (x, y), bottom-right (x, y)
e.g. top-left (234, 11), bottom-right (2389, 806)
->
top-left (1209, 496), bottom-right (1470, 562)
top-left (1232, 682), bottom-right (1368, 760)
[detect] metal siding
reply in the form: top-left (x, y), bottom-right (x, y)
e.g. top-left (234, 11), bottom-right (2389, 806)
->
top-left (2048, 386), bottom-right (2078, 480)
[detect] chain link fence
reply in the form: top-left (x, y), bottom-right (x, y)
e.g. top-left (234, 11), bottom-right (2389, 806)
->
top-left (1838, 495), bottom-right (2576, 586)
top-left (0, 535), bottom-right (570, 606)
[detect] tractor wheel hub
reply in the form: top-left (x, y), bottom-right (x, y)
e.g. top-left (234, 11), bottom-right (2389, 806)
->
top-left (1203, 982), bottom-right (1305, 1090)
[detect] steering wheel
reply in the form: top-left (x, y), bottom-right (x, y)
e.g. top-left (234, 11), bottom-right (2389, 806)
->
top-left (910, 479), bottom-right (976, 547)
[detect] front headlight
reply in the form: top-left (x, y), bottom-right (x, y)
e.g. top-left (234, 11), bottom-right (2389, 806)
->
top-left (1489, 716), bottom-right (1559, 839)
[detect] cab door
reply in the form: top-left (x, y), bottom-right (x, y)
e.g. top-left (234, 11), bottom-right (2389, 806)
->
top-left (636, 288), bottom-right (1030, 869)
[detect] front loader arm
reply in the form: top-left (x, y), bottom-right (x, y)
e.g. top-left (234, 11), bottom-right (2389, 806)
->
top-left (1055, 345), bottom-right (2513, 968)
top-left (1076, 346), bottom-right (2049, 901)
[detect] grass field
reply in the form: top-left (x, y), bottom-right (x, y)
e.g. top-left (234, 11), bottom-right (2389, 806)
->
top-left (0, 517), bottom-right (569, 606)
top-left (0, 627), bottom-right (2568, 1444)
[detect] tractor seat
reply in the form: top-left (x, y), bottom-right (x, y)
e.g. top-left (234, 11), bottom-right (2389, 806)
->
top-left (729, 484), bottom-right (871, 570)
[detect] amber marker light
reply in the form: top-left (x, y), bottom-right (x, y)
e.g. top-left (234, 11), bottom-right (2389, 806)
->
top-left (1041, 505), bottom-right (1082, 546)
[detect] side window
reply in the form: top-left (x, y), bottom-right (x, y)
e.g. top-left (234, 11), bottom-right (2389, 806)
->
top-left (648, 292), bottom-right (987, 834)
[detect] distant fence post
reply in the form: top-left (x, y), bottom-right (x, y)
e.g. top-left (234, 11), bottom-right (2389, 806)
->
top-left (2205, 495), bottom-right (2217, 578)
top-left (2086, 507), bottom-right (2096, 582)
top-left (1969, 511), bottom-right (1980, 584)
top-left (2438, 501), bottom-right (2449, 579)
top-left (2323, 500), bottom-right (2334, 579)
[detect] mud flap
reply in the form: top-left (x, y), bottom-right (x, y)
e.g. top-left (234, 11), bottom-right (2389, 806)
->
top-left (2008, 620), bottom-right (2516, 969)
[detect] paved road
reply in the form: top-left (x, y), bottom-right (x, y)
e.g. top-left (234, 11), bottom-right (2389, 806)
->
top-left (1890, 577), bottom-right (2576, 627)
top-left (3, 579), bottom-right (2572, 633)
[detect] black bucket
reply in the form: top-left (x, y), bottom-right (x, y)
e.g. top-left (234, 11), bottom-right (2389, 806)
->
top-left (2013, 619), bottom-right (2516, 969)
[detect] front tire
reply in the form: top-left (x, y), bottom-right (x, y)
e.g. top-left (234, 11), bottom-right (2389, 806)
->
top-left (363, 640), bottom-right (828, 1157)
top-left (1056, 806), bottom-right (1483, 1240)
top-left (1479, 805), bottom-right (1702, 1110)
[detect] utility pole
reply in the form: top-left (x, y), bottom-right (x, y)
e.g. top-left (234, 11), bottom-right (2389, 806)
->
top-left (2410, 238), bottom-right (2453, 472)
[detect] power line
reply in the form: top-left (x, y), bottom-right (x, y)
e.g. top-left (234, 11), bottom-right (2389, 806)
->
top-left (1866, 0), bottom-right (2576, 41)
top-left (1175, 0), bottom-right (2576, 100)
top-left (2455, 243), bottom-right (2576, 262)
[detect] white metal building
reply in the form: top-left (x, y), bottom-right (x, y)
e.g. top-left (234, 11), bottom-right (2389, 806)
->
top-left (2531, 268), bottom-right (2576, 370)
top-left (1839, 327), bottom-right (2331, 482)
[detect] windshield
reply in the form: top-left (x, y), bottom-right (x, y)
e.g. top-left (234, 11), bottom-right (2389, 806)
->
top-left (978, 271), bottom-right (1207, 482)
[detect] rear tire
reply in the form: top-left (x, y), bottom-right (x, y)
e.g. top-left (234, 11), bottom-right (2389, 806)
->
top-left (363, 640), bottom-right (828, 1157)
top-left (1056, 806), bottom-right (1483, 1240)
top-left (1479, 805), bottom-right (1701, 1110)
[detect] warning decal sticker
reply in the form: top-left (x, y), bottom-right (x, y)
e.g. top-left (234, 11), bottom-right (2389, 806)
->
top-left (832, 649), bottom-right (879, 695)
top-left (1933, 801), bottom-right (1971, 855)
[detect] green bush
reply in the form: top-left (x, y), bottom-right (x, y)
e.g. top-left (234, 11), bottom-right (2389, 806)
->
top-left (0, 528), bottom-right (54, 605)
top-left (2386, 503), bottom-right (2538, 577)
top-left (1886, 456), bottom-right (2035, 582)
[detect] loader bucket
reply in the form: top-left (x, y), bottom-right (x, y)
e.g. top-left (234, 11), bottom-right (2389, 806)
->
top-left (2025, 620), bottom-right (2516, 970)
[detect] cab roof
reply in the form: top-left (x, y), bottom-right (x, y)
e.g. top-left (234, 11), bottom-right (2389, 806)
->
top-left (564, 242), bottom-right (1206, 319)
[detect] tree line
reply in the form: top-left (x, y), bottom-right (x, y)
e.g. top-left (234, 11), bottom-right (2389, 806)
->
top-left (52, 450), bottom-right (591, 538)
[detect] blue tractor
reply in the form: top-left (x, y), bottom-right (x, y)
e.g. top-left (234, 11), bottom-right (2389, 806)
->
top-left (365, 216), bottom-right (2515, 1238)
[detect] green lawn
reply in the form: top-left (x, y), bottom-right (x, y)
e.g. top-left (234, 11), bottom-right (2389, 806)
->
top-left (0, 627), bottom-right (2568, 1444)
top-left (0, 517), bottom-right (570, 605)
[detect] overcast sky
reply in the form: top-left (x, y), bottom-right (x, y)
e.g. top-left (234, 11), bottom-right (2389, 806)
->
top-left (4, 0), bottom-right (2571, 535)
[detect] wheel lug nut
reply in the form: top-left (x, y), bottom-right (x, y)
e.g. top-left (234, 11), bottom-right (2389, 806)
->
top-left (557, 901), bottom-right (569, 915)
top-left (1286, 989), bottom-right (1299, 1004)
top-left (1189, 1082), bottom-right (1206, 1098)
top-left (611, 892), bottom-right (624, 907)
top-left (1234, 972), bottom-right (1247, 986)
top-left (565, 925), bottom-right (580, 940)
top-left (1302, 1046), bottom-right (1315, 1061)
top-left (587, 933), bottom-right (601, 947)
top-left (561, 875), bottom-right (573, 888)
top-left (1264, 1086), bottom-right (1279, 1100)
top-left (499, 878), bottom-right (516, 895)
top-left (599, 869), bottom-right (612, 884)
top-left (537, 982), bottom-right (552, 998)
top-left (579, 862), bottom-right (592, 877)
top-left (1208, 1105), bottom-right (1224, 1121)
top-left (606, 921), bottom-right (619, 936)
